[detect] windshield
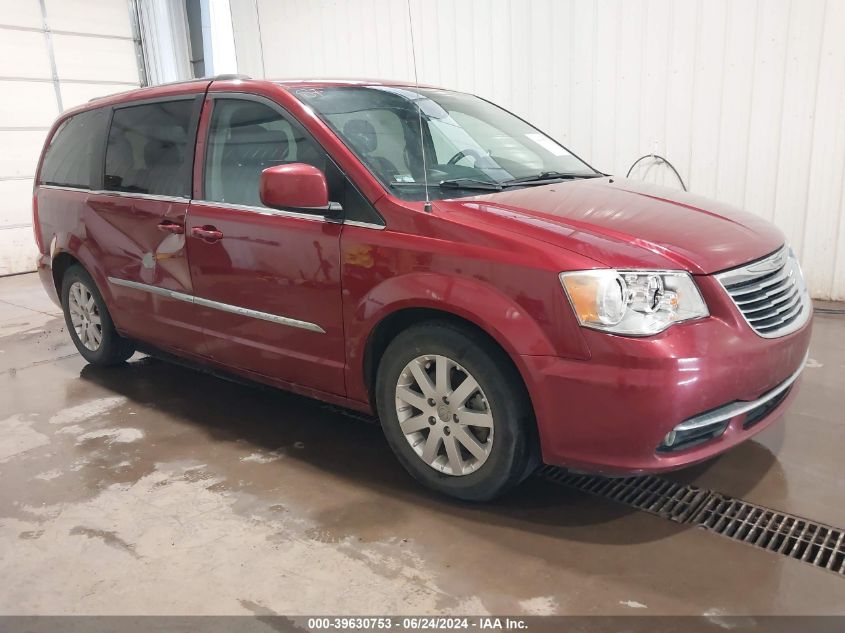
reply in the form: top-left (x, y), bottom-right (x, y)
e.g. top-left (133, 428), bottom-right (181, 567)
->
top-left (294, 86), bottom-right (600, 201)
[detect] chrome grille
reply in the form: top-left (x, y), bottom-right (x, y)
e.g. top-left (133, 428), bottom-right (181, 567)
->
top-left (716, 245), bottom-right (811, 338)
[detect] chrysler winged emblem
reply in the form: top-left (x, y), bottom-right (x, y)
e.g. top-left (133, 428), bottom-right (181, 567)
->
top-left (746, 248), bottom-right (787, 274)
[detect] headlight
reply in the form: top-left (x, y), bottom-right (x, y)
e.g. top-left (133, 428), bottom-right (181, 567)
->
top-left (559, 269), bottom-right (708, 336)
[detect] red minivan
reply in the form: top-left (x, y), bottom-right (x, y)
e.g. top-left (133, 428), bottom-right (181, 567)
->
top-left (33, 77), bottom-right (812, 500)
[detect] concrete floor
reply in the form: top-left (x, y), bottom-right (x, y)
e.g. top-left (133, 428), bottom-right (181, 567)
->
top-left (1, 272), bottom-right (843, 615)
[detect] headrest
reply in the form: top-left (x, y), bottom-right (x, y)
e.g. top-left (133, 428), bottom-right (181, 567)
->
top-left (222, 125), bottom-right (289, 163)
top-left (144, 139), bottom-right (181, 166)
top-left (343, 118), bottom-right (377, 154)
top-left (106, 135), bottom-right (134, 169)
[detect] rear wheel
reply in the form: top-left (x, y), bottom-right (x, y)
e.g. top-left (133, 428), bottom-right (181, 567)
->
top-left (61, 265), bottom-right (135, 366)
top-left (376, 321), bottom-right (536, 501)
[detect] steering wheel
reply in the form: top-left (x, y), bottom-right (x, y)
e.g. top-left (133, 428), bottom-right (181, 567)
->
top-left (447, 148), bottom-right (485, 165)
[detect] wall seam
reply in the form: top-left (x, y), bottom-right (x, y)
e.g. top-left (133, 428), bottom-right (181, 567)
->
top-left (36, 0), bottom-right (63, 112)
top-left (798, 0), bottom-right (828, 263)
top-left (769, 0), bottom-right (794, 223)
top-left (740, 0), bottom-right (760, 209)
top-left (686, 0), bottom-right (702, 191)
top-left (713, 0), bottom-right (729, 198)
top-left (662, 0), bottom-right (673, 179)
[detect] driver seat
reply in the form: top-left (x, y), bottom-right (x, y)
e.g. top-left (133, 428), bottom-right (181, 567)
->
top-left (342, 118), bottom-right (399, 178)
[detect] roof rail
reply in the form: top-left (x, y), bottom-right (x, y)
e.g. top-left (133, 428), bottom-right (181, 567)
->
top-left (211, 74), bottom-right (252, 81)
top-left (87, 74), bottom-right (254, 102)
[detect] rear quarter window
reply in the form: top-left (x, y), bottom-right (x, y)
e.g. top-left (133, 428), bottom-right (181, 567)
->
top-left (40, 109), bottom-right (102, 189)
top-left (104, 100), bottom-right (195, 198)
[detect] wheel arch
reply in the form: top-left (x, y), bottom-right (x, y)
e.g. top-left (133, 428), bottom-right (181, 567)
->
top-left (51, 251), bottom-right (82, 298)
top-left (362, 306), bottom-right (533, 415)
top-left (350, 271), bottom-right (565, 399)
top-left (362, 305), bottom-right (542, 469)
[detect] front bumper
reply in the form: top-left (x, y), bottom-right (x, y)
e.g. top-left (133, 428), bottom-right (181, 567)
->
top-left (522, 275), bottom-right (812, 475)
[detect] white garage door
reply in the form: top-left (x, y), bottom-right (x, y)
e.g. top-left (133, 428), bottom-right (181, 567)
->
top-left (0, 0), bottom-right (141, 275)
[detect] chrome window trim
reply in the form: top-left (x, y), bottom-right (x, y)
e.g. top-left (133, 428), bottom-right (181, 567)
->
top-left (190, 200), bottom-right (326, 222)
top-left (343, 219), bottom-right (387, 231)
top-left (191, 200), bottom-right (387, 229)
top-left (107, 277), bottom-right (326, 334)
top-left (672, 351), bottom-right (808, 433)
top-left (715, 245), bottom-right (812, 339)
top-left (39, 184), bottom-right (90, 193)
top-left (96, 190), bottom-right (190, 204)
top-left (39, 185), bottom-right (188, 204)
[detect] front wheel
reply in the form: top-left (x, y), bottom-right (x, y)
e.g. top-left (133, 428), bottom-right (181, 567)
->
top-left (376, 322), bottom-right (537, 501)
top-left (61, 265), bottom-right (135, 366)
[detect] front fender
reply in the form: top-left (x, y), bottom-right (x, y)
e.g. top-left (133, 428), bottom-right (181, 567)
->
top-left (344, 271), bottom-right (590, 405)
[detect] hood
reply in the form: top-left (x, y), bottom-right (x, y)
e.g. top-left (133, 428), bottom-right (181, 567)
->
top-left (435, 178), bottom-right (785, 275)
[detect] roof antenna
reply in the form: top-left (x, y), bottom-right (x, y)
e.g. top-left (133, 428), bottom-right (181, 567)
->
top-left (406, 0), bottom-right (432, 213)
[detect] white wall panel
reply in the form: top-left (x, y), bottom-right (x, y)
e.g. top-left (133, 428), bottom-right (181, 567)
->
top-left (45, 0), bottom-right (134, 37)
top-left (771, 1), bottom-right (826, 259)
top-left (229, 0), bottom-right (264, 78)
top-left (0, 0), bottom-right (139, 276)
top-left (243, 0), bottom-right (845, 300)
top-left (0, 227), bottom-right (38, 275)
top-left (0, 0), bottom-right (43, 29)
top-left (804, 0), bottom-right (845, 299)
top-left (0, 81), bottom-right (59, 128)
top-left (715, 0), bottom-right (757, 208)
top-left (59, 82), bottom-right (136, 110)
top-left (0, 179), bottom-right (34, 227)
top-left (52, 34), bottom-right (139, 82)
top-left (0, 29), bottom-right (53, 79)
top-left (0, 131), bottom-right (47, 179)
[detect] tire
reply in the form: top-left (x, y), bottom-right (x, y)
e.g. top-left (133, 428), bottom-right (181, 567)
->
top-left (61, 264), bottom-right (135, 366)
top-left (376, 321), bottom-right (537, 501)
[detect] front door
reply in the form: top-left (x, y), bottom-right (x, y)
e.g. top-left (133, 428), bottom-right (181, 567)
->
top-left (186, 95), bottom-right (346, 396)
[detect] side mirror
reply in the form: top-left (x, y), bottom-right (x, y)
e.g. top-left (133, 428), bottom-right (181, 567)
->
top-left (259, 163), bottom-right (341, 217)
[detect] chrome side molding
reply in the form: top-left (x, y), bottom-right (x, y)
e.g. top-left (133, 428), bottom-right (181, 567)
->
top-left (107, 277), bottom-right (326, 334)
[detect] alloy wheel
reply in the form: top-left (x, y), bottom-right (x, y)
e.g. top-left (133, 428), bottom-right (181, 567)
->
top-left (394, 354), bottom-right (494, 476)
top-left (68, 281), bottom-right (103, 351)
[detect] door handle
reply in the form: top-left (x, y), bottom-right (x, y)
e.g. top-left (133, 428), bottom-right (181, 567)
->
top-left (191, 225), bottom-right (224, 242)
top-left (157, 220), bottom-right (184, 234)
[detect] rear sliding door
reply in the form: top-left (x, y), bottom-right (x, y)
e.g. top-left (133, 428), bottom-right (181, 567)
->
top-left (89, 96), bottom-right (207, 355)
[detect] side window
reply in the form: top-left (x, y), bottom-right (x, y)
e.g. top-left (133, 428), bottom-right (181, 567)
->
top-left (104, 100), bottom-right (194, 197)
top-left (204, 98), bottom-right (327, 208)
top-left (40, 109), bottom-right (101, 189)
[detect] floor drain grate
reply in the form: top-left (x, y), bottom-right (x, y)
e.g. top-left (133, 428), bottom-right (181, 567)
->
top-left (538, 467), bottom-right (712, 523)
top-left (694, 496), bottom-right (845, 574)
top-left (539, 466), bottom-right (845, 577)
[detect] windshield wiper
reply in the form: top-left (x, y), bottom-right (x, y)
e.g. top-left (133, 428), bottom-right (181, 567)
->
top-left (388, 172), bottom-right (602, 193)
top-left (501, 171), bottom-right (604, 186)
top-left (388, 178), bottom-right (503, 191)
top-left (438, 178), bottom-right (503, 191)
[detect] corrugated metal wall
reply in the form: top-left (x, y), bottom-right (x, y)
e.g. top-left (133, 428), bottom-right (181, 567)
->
top-left (240, 0), bottom-right (845, 300)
